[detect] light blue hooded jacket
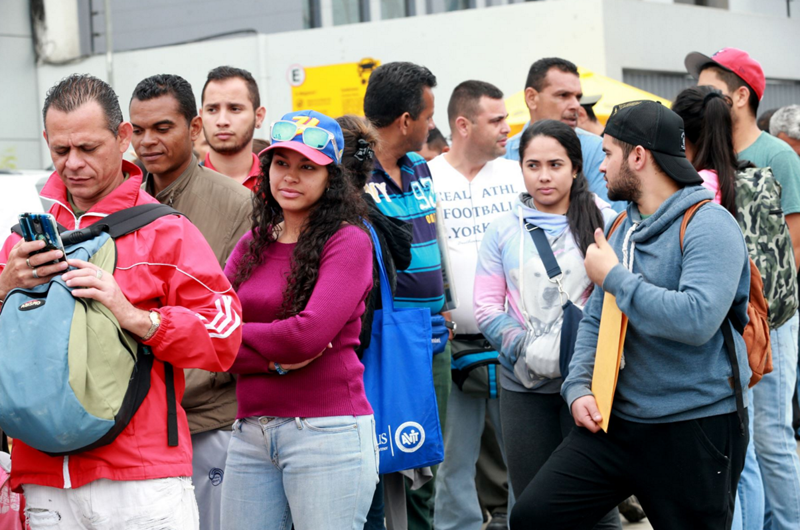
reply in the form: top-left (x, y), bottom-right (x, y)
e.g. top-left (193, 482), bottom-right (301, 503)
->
top-left (562, 185), bottom-right (751, 423)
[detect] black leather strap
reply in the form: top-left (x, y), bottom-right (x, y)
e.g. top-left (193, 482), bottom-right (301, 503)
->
top-left (164, 362), bottom-right (179, 447)
top-left (526, 223), bottom-right (562, 280)
top-left (721, 316), bottom-right (746, 436)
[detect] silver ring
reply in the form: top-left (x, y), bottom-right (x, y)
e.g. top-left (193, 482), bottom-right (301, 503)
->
top-left (26, 258), bottom-right (33, 269)
top-left (95, 269), bottom-right (103, 280)
top-left (32, 268), bottom-right (39, 279)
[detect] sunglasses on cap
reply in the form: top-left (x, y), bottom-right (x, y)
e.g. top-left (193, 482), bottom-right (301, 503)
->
top-left (270, 120), bottom-right (340, 162)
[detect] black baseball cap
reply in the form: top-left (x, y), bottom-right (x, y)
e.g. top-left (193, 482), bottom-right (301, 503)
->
top-left (603, 100), bottom-right (703, 186)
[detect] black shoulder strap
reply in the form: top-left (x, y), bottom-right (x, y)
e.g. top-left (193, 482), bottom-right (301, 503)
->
top-left (59, 204), bottom-right (181, 246)
top-left (721, 320), bottom-right (747, 435)
top-left (11, 204), bottom-right (178, 240)
top-left (525, 223), bottom-right (562, 280)
top-left (682, 201), bottom-right (746, 436)
top-left (163, 362), bottom-right (179, 447)
top-left (98, 204), bottom-right (181, 238)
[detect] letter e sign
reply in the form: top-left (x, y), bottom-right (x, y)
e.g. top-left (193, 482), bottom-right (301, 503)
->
top-left (287, 64), bottom-right (306, 87)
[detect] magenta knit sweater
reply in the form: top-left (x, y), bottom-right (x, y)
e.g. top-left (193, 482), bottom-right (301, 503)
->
top-left (224, 225), bottom-right (374, 418)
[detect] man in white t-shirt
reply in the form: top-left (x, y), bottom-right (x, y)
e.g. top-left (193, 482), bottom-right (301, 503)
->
top-left (430, 80), bottom-right (523, 530)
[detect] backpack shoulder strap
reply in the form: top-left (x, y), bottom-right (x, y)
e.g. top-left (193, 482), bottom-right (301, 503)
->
top-left (680, 198), bottom-right (745, 434)
top-left (679, 200), bottom-right (712, 253)
top-left (58, 204), bottom-right (182, 247)
top-left (100, 204), bottom-right (182, 239)
top-left (163, 362), bottom-right (178, 447)
top-left (607, 211), bottom-right (628, 238)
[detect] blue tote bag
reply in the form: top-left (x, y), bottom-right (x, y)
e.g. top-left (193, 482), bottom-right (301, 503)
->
top-left (362, 223), bottom-right (444, 474)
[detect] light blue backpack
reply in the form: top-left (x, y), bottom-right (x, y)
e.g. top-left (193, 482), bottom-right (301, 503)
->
top-left (0, 204), bottom-right (180, 455)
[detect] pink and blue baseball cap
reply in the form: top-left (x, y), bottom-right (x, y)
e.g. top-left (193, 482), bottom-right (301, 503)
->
top-left (261, 110), bottom-right (344, 165)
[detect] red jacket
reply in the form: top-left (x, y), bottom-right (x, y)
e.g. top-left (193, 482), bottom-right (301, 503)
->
top-left (0, 162), bottom-right (242, 491)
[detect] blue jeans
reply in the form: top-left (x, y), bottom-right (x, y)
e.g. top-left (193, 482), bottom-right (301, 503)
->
top-left (738, 314), bottom-right (800, 530)
top-left (220, 415), bottom-right (379, 530)
top-left (732, 389), bottom-right (763, 530)
top-left (433, 384), bottom-right (513, 530)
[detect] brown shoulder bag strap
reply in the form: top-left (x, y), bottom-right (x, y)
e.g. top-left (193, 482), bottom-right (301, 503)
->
top-left (679, 199), bottom-right (712, 252)
top-left (607, 211), bottom-right (628, 238)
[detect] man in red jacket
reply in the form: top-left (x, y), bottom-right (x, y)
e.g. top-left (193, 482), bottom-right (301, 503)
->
top-left (0, 74), bottom-right (242, 529)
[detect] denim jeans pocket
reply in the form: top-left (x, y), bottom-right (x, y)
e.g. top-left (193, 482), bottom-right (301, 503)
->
top-left (302, 416), bottom-right (359, 433)
top-left (371, 416), bottom-right (380, 477)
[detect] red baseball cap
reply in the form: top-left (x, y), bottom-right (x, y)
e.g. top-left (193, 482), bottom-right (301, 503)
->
top-left (684, 48), bottom-right (766, 101)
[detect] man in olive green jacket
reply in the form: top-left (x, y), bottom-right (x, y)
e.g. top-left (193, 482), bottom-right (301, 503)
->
top-left (130, 74), bottom-right (252, 530)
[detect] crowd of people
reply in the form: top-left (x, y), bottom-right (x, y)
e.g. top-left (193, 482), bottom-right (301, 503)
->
top-left (0, 44), bottom-right (799, 530)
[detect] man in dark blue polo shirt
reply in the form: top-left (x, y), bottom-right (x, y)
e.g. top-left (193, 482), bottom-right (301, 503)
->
top-left (364, 61), bottom-right (449, 530)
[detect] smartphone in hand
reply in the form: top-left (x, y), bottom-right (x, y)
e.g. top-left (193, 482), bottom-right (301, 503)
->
top-left (18, 213), bottom-right (67, 264)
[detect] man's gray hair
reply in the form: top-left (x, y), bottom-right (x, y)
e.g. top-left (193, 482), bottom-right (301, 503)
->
top-left (770, 105), bottom-right (800, 140)
top-left (42, 74), bottom-right (123, 135)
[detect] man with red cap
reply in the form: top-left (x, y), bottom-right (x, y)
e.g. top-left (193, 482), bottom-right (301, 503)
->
top-left (686, 47), bottom-right (800, 530)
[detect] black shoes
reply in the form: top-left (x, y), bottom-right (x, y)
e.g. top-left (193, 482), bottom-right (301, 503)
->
top-left (618, 496), bottom-right (647, 523)
top-left (486, 511), bottom-right (508, 530)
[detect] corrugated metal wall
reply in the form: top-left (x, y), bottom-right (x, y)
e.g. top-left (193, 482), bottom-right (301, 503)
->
top-left (77, 0), bottom-right (306, 55)
top-left (624, 69), bottom-right (800, 115)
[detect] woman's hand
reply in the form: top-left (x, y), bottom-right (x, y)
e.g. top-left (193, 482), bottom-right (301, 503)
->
top-left (269, 343), bottom-right (333, 372)
top-left (62, 259), bottom-right (152, 337)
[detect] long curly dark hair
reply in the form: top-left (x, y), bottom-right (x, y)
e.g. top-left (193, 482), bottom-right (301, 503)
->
top-left (232, 148), bottom-right (369, 317)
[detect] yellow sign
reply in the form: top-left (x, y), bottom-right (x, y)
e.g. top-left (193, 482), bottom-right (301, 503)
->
top-left (291, 58), bottom-right (381, 118)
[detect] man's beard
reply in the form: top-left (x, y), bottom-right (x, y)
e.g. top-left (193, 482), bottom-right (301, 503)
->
top-left (607, 158), bottom-right (642, 203)
top-left (207, 121), bottom-right (255, 156)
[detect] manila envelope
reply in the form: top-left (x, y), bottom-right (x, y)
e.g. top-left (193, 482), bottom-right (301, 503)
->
top-left (590, 292), bottom-right (628, 432)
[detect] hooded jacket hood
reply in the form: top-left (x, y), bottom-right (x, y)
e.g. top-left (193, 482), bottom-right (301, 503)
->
top-left (622, 185), bottom-right (714, 244)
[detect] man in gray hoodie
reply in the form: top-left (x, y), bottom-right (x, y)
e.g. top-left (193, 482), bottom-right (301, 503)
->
top-left (509, 101), bottom-right (751, 529)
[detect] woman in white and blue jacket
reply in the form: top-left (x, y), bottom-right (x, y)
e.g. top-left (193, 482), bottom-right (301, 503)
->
top-left (474, 120), bottom-right (620, 529)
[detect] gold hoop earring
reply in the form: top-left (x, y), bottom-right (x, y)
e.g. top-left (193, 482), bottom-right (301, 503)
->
top-left (573, 174), bottom-right (578, 180)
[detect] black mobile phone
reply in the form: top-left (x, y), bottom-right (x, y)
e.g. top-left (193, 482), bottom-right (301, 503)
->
top-left (18, 213), bottom-right (67, 264)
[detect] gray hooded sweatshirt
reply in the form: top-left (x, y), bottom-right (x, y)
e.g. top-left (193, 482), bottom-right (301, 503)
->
top-left (562, 186), bottom-right (751, 423)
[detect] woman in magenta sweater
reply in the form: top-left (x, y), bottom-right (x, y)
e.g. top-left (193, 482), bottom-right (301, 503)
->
top-left (220, 110), bottom-right (378, 530)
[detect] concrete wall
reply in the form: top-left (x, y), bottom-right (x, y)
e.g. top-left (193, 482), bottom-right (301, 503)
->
top-left (34, 33), bottom-right (265, 165)
top-left (602, 0), bottom-right (800, 80)
top-left (1, 0), bottom-right (42, 169)
top-left (27, 0), bottom-right (800, 169)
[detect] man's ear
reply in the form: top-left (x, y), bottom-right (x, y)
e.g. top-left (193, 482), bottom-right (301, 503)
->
top-left (632, 145), bottom-right (648, 171)
top-left (255, 106), bottom-right (267, 128)
top-left (190, 116), bottom-right (203, 141)
top-left (43, 129), bottom-right (48, 144)
top-left (733, 86), bottom-right (750, 112)
top-left (453, 116), bottom-right (470, 138)
top-left (524, 87), bottom-right (538, 113)
top-left (398, 112), bottom-right (412, 136)
top-left (117, 122), bottom-right (133, 153)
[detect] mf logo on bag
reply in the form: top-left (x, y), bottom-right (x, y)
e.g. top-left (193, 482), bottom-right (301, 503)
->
top-left (395, 421), bottom-right (426, 453)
